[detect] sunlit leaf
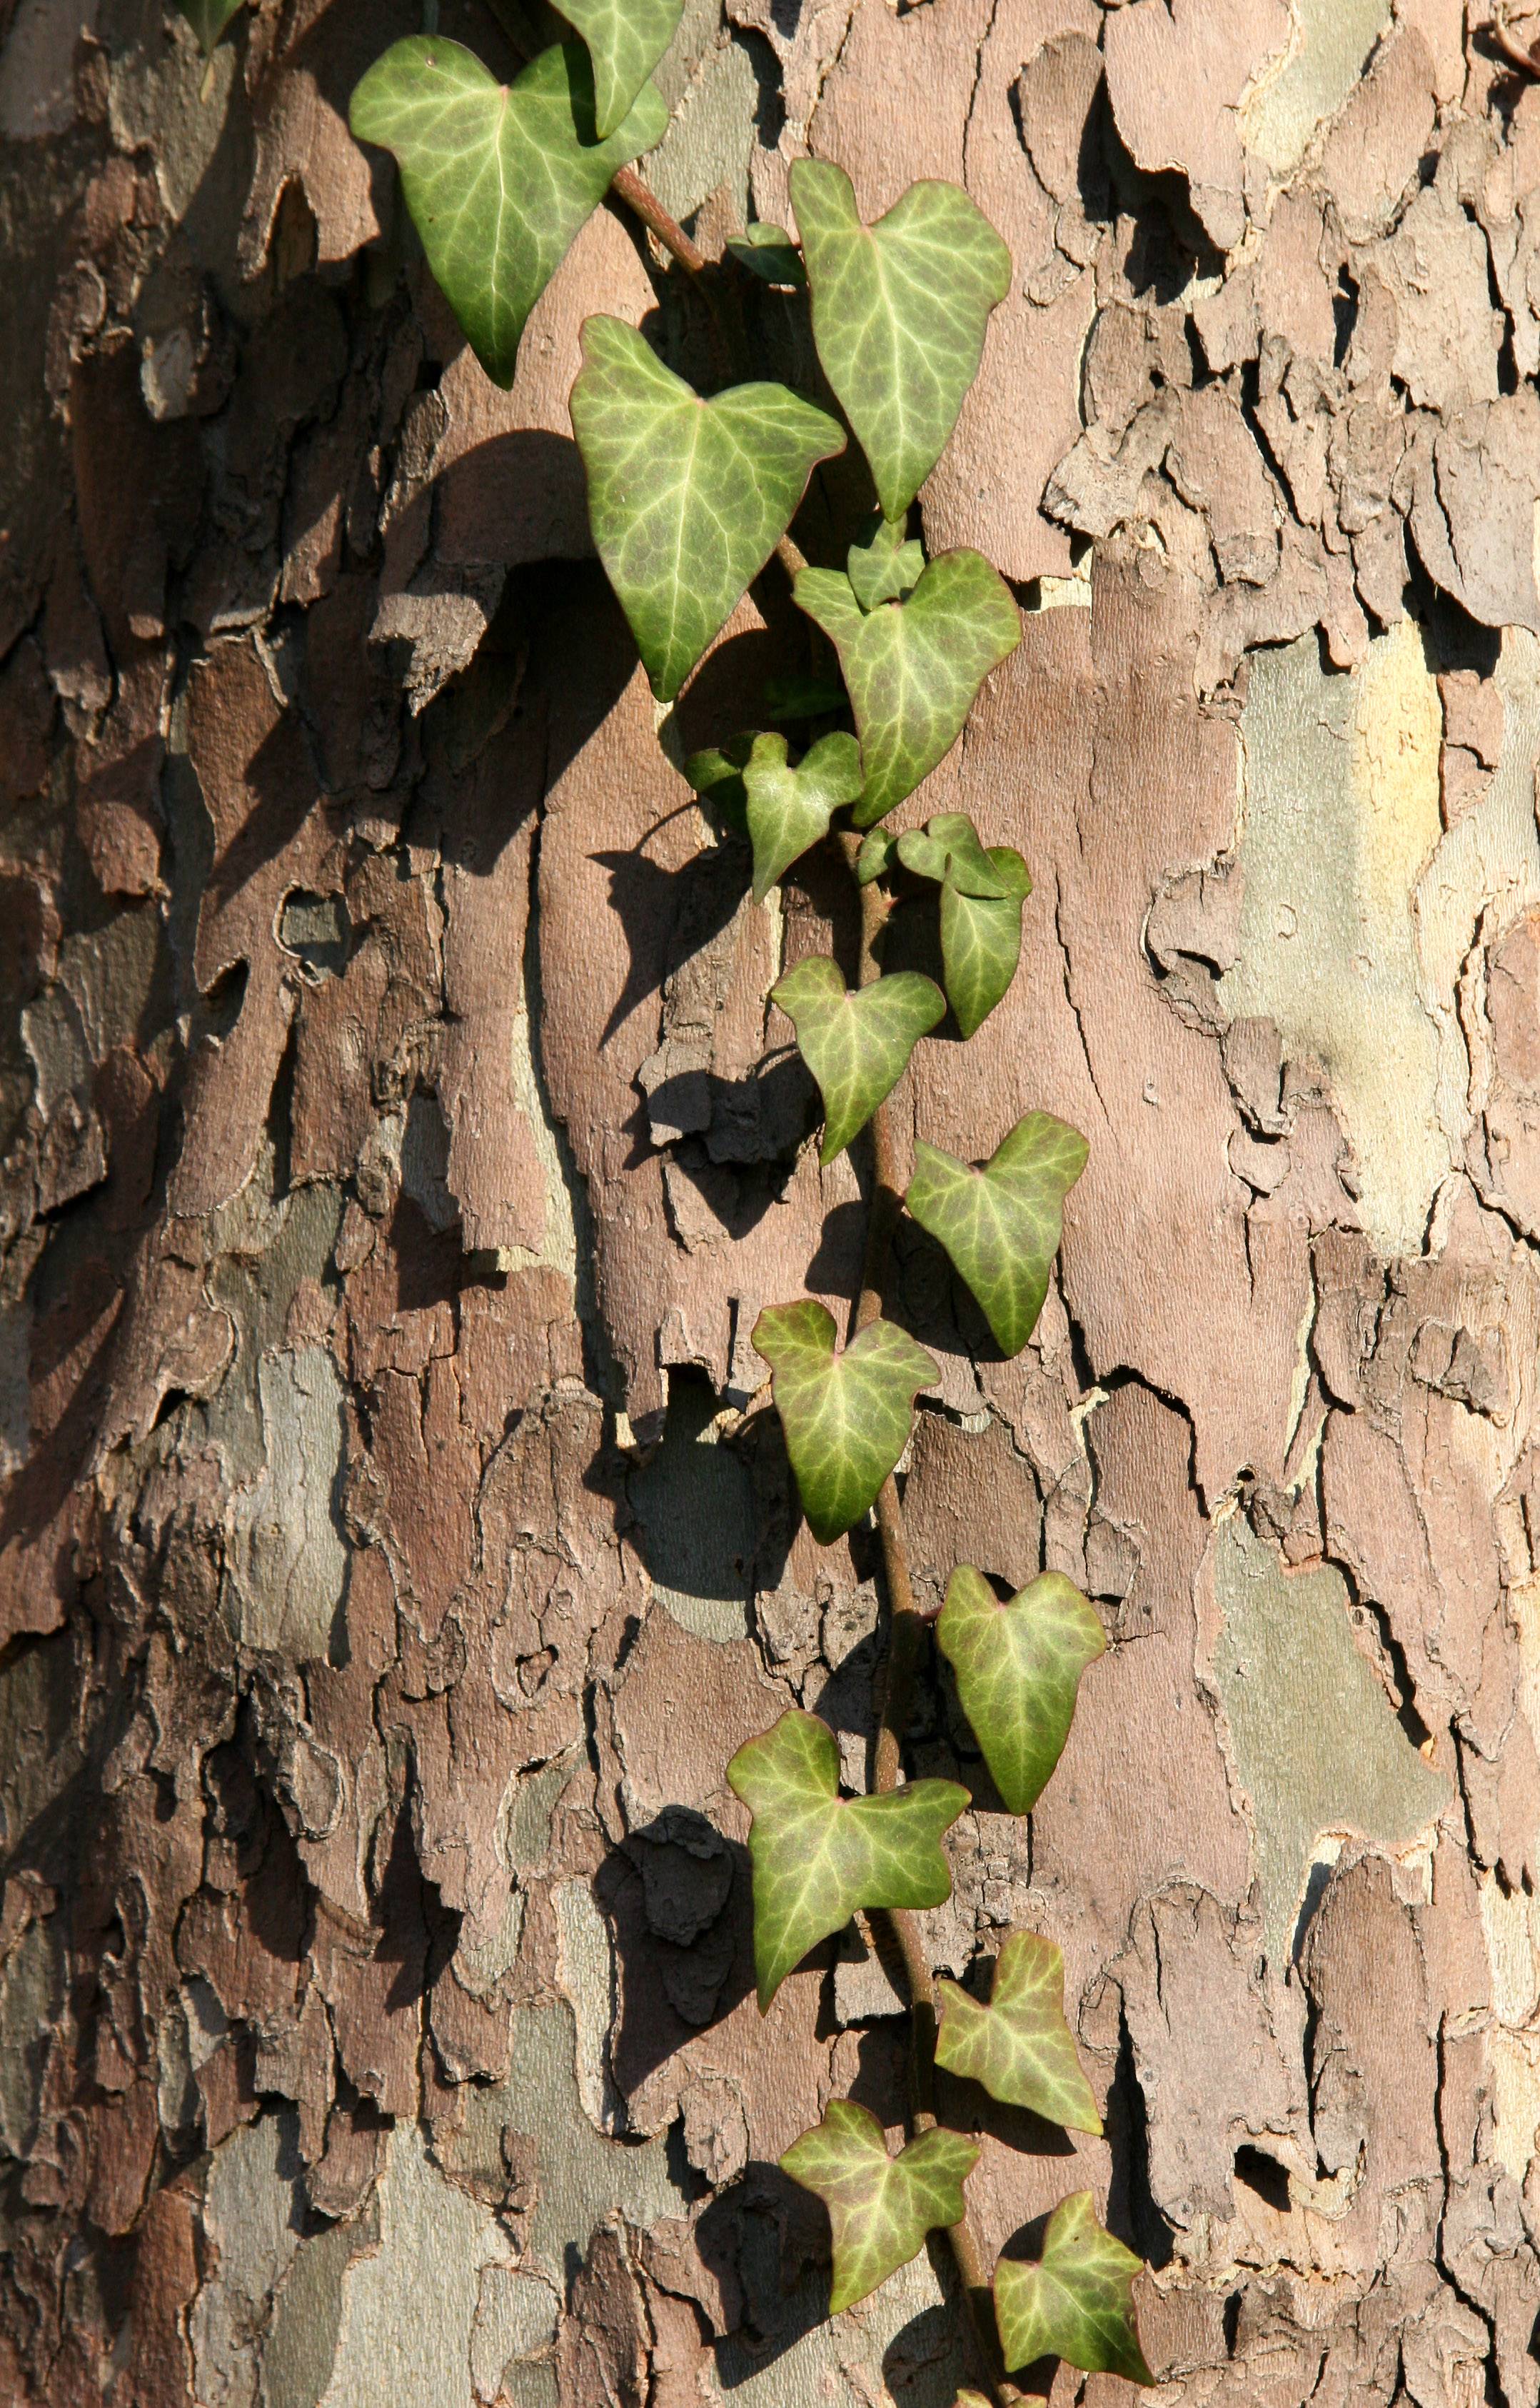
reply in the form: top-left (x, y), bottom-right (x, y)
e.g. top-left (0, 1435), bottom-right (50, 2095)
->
top-left (351, 42), bottom-right (666, 388)
top-left (855, 827), bottom-right (898, 883)
top-left (743, 732), bottom-right (862, 899)
top-left (751, 1299), bottom-right (937, 1544)
top-left (905, 1110), bottom-right (1087, 1356)
top-left (790, 160), bottom-right (1012, 519)
top-left (936, 1564), bottom-right (1104, 1815)
top-left (179, 0), bottom-right (243, 50)
top-left (573, 317), bottom-right (845, 701)
top-left (728, 222), bottom-right (807, 286)
top-left (897, 812), bottom-right (1032, 1035)
top-left (847, 515), bottom-right (925, 611)
top-left (995, 2192), bottom-right (1153, 2383)
top-left (795, 554), bottom-right (1020, 826)
top-left (782, 2100), bottom-right (979, 2310)
top-left (935, 1931), bottom-right (1101, 2132)
top-left (772, 955), bottom-right (944, 1163)
top-left (557, 0), bottom-right (681, 137)
top-left (727, 1707), bottom-right (967, 2007)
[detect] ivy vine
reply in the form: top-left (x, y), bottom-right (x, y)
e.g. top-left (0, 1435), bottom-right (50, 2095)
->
top-left (181, 0), bottom-right (1154, 2389)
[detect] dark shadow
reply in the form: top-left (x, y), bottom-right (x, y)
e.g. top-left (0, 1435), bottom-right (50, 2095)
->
top-left (800, 1198), bottom-right (869, 1298)
top-left (386, 1190), bottom-right (465, 1317)
top-left (598, 1822), bottom-right (758, 2100)
top-left (0, 1255), bottom-right (123, 1565)
top-left (645, 1052), bottom-right (817, 1181)
top-left (626, 1374), bottom-right (757, 1624)
top-left (882, 2288), bottom-right (974, 2408)
top-left (702, 2161), bottom-right (840, 2384)
top-left (1233, 2144), bottom-right (1291, 2215)
top-left (434, 427), bottom-right (590, 583)
top-left (1102, 2006), bottom-right (1174, 2269)
top-left (202, 705), bottom-right (330, 925)
top-left (593, 839), bottom-right (751, 1049)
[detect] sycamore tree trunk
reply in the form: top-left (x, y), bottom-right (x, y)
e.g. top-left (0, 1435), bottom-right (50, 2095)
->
top-left (6, 1), bottom-right (1540, 2404)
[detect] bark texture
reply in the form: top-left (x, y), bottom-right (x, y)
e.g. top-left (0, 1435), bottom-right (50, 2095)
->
top-left (5, 2), bottom-right (1540, 2405)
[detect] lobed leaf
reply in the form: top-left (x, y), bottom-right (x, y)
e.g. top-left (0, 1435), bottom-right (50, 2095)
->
top-left (727, 1707), bottom-right (967, 2007)
top-left (556, 0), bottom-right (681, 137)
top-left (905, 1110), bottom-right (1087, 1357)
top-left (772, 955), bottom-right (945, 1164)
top-left (791, 160), bottom-right (1012, 521)
top-left (795, 553), bottom-right (1020, 826)
top-left (994, 2192), bottom-right (1153, 2383)
top-left (744, 731), bottom-right (863, 900)
top-left (897, 813), bottom-right (1032, 1036)
top-left (847, 515), bottom-right (925, 611)
top-left (935, 1930), bottom-right (1101, 2132)
top-left (728, 223), bottom-right (807, 286)
top-left (351, 42), bottom-right (666, 388)
top-left (683, 733), bottom-right (751, 836)
top-left (936, 1564), bottom-right (1104, 1815)
top-left (782, 2099), bottom-right (979, 2311)
top-left (751, 1299), bottom-right (937, 1545)
top-left (573, 317), bottom-right (845, 701)
top-left (179, 0), bottom-right (244, 49)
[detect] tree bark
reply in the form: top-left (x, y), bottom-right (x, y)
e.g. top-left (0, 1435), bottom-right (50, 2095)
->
top-left (6, 3), bottom-right (1540, 2406)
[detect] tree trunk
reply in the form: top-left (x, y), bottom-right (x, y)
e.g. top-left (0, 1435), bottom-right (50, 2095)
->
top-left (6, 3), bottom-right (1540, 2405)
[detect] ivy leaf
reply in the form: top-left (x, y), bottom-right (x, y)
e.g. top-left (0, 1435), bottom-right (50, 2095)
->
top-left (905, 1110), bottom-right (1087, 1357)
top-left (726, 1707), bottom-right (967, 2007)
top-left (781, 2100), bottom-right (979, 2311)
top-left (847, 516), bottom-right (926, 612)
top-left (994, 2192), bottom-right (1154, 2384)
top-left (573, 318), bottom-right (845, 701)
top-left (179, 0), bottom-right (244, 49)
top-left (936, 1565), bottom-right (1104, 1815)
top-left (764, 671), bottom-right (847, 722)
top-left (790, 160), bottom-right (1012, 520)
top-left (744, 732), bottom-right (862, 900)
top-left (897, 813), bottom-right (1032, 1037)
top-left (555, 0), bottom-right (681, 138)
top-left (683, 734), bottom-right (750, 836)
top-left (751, 1300), bottom-right (937, 1545)
top-left (350, 43), bottom-right (665, 388)
top-left (772, 955), bottom-right (944, 1163)
top-left (728, 223), bottom-right (807, 286)
top-left (795, 554), bottom-right (1020, 826)
top-left (855, 828), bottom-right (898, 884)
top-left (935, 1931), bottom-right (1102, 2132)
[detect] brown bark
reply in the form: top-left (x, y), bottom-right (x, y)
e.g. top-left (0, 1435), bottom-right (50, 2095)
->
top-left (5, 4), bottom-right (1540, 2407)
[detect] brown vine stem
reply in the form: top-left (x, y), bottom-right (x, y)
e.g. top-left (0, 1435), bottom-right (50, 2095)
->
top-left (837, 833), bottom-right (1022, 2408)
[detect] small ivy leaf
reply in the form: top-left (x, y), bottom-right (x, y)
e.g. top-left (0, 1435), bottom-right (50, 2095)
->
top-left (953, 2392), bottom-right (995, 2408)
top-left (728, 223), bottom-right (807, 286)
top-left (781, 2100), bottom-right (980, 2312)
top-left (847, 515), bottom-right (926, 612)
top-left (935, 1931), bottom-right (1102, 2132)
top-left (555, 0), bottom-right (681, 138)
top-left (994, 2192), bottom-right (1154, 2384)
top-left (573, 317), bottom-right (846, 701)
top-left (726, 1707), bottom-right (967, 2007)
top-left (750, 1300), bottom-right (938, 1545)
top-left (897, 813), bottom-right (1032, 1038)
top-left (936, 1564), bottom-right (1104, 1814)
top-left (683, 734), bottom-right (750, 836)
top-left (790, 160), bottom-right (1012, 520)
top-left (795, 553), bottom-right (1021, 826)
top-left (351, 44), bottom-right (665, 389)
top-left (743, 732), bottom-right (862, 901)
top-left (855, 828), bottom-right (898, 884)
top-left (764, 671), bottom-right (847, 722)
top-left (905, 1110), bottom-right (1087, 1357)
top-left (772, 955), bottom-right (945, 1164)
top-left (178, 0), bottom-right (244, 51)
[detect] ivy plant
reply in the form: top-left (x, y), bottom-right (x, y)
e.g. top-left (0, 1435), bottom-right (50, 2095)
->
top-left (340, 3), bottom-right (1154, 2392)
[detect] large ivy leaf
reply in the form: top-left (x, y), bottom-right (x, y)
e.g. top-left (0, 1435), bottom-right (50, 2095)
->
top-left (772, 955), bottom-right (944, 1163)
top-left (179, 0), bottom-right (243, 49)
top-left (897, 813), bottom-right (1032, 1037)
top-left (905, 1110), bottom-right (1087, 1357)
top-left (556, 0), bottom-right (681, 137)
top-left (936, 1565), bottom-right (1104, 1815)
top-left (573, 318), bottom-right (845, 701)
top-left (994, 2192), bottom-right (1153, 2383)
top-left (745, 733), bottom-right (862, 900)
top-left (782, 2100), bottom-right (979, 2311)
top-left (351, 43), bottom-right (665, 388)
top-left (727, 1708), bottom-right (967, 2007)
top-left (935, 1931), bottom-right (1101, 2132)
top-left (751, 1300), bottom-right (937, 1544)
top-left (791, 161), bottom-right (1012, 521)
top-left (795, 554), bottom-right (1020, 826)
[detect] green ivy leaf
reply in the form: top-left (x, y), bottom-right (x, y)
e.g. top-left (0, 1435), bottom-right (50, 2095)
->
top-left (728, 223), bottom-right (807, 286)
top-left (847, 516), bottom-right (925, 611)
top-left (573, 318), bottom-right (845, 701)
top-left (751, 1300), bottom-right (937, 1544)
top-left (555, 0), bottom-right (681, 138)
top-left (178, 0), bottom-right (244, 50)
top-left (905, 1110), bottom-right (1087, 1356)
top-left (764, 671), bottom-right (847, 721)
top-left (855, 828), bottom-right (898, 884)
top-left (994, 2192), bottom-right (1154, 2384)
top-left (726, 1707), bottom-right (967, 2007)
top-left (772, 955), bottom-right (944, 1163)
top-left (897, 813), bottom-right (1032, 1036)
top-left (795, 554), bottom-right (1020, 826)
top-left (744, 732), bottom-right (862, 900)
top-left (935, 1931), bottom-right (1102, 2132)
top-left (781, 2100), bottom-right (979, 2311)
top-left (790, 160), bottom-right (1012, 520)
top-left (350, 42), bottom-right (665, 388)
top-left (936, 1565), bottom-right (1104, 1815)
top-left (683, 734), bottom-right (750, 836)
